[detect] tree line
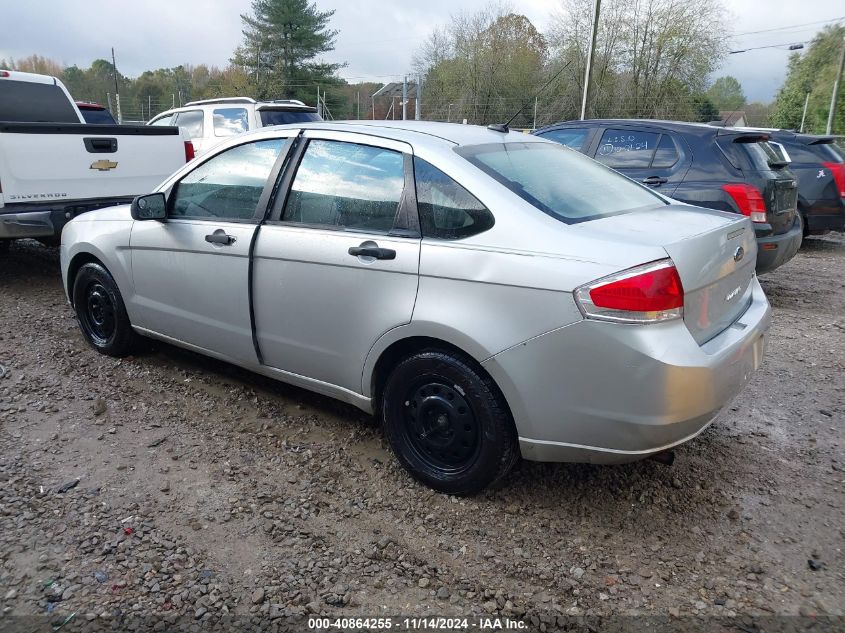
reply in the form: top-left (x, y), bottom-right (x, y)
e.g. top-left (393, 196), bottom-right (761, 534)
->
top-left (1, 0), bottom-right (842, 133)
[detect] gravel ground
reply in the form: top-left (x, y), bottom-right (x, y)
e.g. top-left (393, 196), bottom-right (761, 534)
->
top-left (0, 236), bottom-right (843, 631)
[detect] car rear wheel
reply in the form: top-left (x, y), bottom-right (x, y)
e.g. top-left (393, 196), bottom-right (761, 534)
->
top-left (72, 263), bottom-right (137, 357)
top-left (381, 350), bottom-right (518, 495)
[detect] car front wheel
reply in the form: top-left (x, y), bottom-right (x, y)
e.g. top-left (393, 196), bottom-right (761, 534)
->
top-left (72, 262), bottom-right (137, 357)
top-left (381, 350), bottom-right (518, 495)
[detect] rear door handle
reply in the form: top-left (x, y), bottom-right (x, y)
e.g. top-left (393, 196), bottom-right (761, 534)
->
top-left (348, 245), bottom-right (396, 260)
top-left (642, 176), bottom-right (668, 186)
top-left (205, 231), bottom-right (236, 245)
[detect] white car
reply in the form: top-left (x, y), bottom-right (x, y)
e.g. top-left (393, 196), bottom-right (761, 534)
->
top-left (0, 69), bottom-right (193, 249)
top-left (147, 97), bottom-right (321, 156)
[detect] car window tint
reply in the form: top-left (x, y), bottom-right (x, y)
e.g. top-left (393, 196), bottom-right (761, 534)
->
top-left (596, 129), bottom-right (658, 168)
top-left (0, 79), bottom-right (80, 123)
top-left (413, 157), bottom-right (493, 239)
top-left (259, 110), bottom-right (321, 126)
top-left (174, 110), bottom-right (204, 138)
top-left (79, 107), bottom-right (116, 124)
top-left (282, 140), bottom-right (404, 233)
top-left (213, 107), bottom-right (249, 137)
top-left (149, 114), bottom-right (173, 126)
top-left (651, 134), bottom-right (679, 168)
top-left (538, 128), bottom-right (590, 151)
top-left (169, 139), bottom-right (285, 221)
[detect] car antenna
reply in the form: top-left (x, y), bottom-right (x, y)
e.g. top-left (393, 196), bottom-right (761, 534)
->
top-left (487, 60), bottom-right (573, 134)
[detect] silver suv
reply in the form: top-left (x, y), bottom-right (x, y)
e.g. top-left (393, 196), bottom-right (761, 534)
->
top-left (147, 97), bottom-right (320, 156)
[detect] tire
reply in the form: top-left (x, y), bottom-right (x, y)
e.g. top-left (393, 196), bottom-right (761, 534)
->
top-left (381, 350), bottom-right (518, 495)
top-left (72, 263), bottom-right (137, 357)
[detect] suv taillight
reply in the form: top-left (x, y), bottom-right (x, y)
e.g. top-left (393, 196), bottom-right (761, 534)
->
top-left (722, 183), bottom-right (767, 223)
top-left (822, 162), bottom-right (845, 198)
top-left (574, 260), bottom-right (684, 324)
top-left (184, 141), bottom-right (195, 162)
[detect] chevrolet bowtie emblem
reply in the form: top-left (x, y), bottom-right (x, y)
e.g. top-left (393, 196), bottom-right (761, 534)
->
top-left (90, 160), bottom-right (118, 171)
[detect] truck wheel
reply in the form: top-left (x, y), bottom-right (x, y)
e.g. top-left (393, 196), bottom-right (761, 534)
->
top-left (381, 350), bottom-right (518, 495)
top-left (72, 263), bottom-right (137, 357)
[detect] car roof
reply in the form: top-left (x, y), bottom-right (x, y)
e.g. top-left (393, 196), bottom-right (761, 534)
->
top-left (76, 101), bottom-right (106, 110)
top-left (271, 120), bottom-right (550, 149)
top-left (538, 118), bottom-right (726, 137)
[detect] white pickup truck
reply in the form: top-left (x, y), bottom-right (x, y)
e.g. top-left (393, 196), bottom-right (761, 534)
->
top-left (0, 69), bottom-right (193, 249)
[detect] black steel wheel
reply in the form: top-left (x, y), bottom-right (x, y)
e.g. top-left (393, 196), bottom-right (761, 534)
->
top-left (381, 349), bottom-right (518, 495)
top-left (72, 262), bottom-right (137, 357)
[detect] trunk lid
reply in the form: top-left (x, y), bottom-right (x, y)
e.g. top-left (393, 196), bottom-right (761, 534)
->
top-left (581, 204), bottom-right (757, 345)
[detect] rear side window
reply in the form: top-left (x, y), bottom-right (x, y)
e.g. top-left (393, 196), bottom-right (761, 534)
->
top-left (651, 135), bottom-right (680, 168)
top-left (213, 107), bottom-right (249, 136)
top-left (282, 140), bottom-right (404, 233)
top-left (0, 79), bottom-right (79, 123)
top-left (259, 110), bottom-right (321, 126)
top-left (413, 157), bottom-right (494, 239)
top-left (596, 129), bottom-right (659, 167)
top-left (173, 110), bottom-right (204, 138)
top-left (169, 139), bottom-right (285, 220)
top-left (457, 142), bottom-right (665, 224)
top-left (537, 128), bottom-right (590, 151)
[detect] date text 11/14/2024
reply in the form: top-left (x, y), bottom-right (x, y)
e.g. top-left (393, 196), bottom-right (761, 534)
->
top-left (307, 617), bottom-right (527, 630)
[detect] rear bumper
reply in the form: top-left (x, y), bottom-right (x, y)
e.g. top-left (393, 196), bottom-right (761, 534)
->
top-left (755, 216), bottom-right (802, 274)
top-left (805, 211), bottom-right (845, 233)
top-left (0, 198), bottom-right (133, 240)
top-left (482, 277), bottom-right (771, 464)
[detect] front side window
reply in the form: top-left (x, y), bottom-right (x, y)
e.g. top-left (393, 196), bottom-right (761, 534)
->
top-left (596, 129), bottom-right (659, 168)
top-left (538, 128), bottom-right (590, 152)
top-left (173, 110), bottom-right (204, 138)
top-left (414, 157), bottom-right (493, 239)
top-left (169, 139), bottom-right (285, 220)
top-left (282, 140), bottom-right (404, 233)
top-left (213, 107), bottom-right (249, 136)
top-left (457, 142), bottom-right (665, 224)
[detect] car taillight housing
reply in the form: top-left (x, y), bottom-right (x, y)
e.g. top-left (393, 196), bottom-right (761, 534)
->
top-left (574, 260), bottom-right (684, 324)
top-left (822, 162), bottom-right (845, 198)
top-left (722, 183), bottom-right (767, 223)
top-left (184, 140), bottom-right (195, 162)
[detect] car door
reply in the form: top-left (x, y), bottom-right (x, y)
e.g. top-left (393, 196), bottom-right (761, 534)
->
top-left (129, 135), bottom-right (294, 363)
top-left (591, 127), bottom-right (687, 195)
top-left (252, 130), bottom-right (421, 393)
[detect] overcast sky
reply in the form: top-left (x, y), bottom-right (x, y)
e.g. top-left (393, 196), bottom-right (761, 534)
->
top-left (1, 0), bottom-right (843, 103)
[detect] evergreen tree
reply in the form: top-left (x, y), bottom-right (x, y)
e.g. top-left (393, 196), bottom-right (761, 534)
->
top-left (232, 0), bottom-right (344, 102)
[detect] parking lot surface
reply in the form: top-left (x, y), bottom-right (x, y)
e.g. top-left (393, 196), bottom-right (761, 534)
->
top-left (1, 237), bottom-right (843, 628)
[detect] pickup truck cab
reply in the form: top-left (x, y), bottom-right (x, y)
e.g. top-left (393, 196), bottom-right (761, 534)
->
top-left (0, 69), bottom-right (193, 249)
top-left (148, 97), bottom-right (321, 156)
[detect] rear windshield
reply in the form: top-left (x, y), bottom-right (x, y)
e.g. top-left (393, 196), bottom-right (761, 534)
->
top-left (811, 142), bottom-right (843, 163)
top-left (0, 79), bottom-right (80, 123)
top-left (79, 107), bottom-right (116, 124)
top-left (456, 142), bottom-right (666, 223)
top-left (259, 109), bottom-right (321, 126)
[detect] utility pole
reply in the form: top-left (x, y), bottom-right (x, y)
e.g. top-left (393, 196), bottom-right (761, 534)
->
top-left (111, 47), bottom-right (122, 123)
top-left (800, 92), bottom-right (810, 133)
top-left (356, 91), bottom-right (360, 120)
top-left (826, 36), bottom-right (845, 135)
top-left (579, 0), bottom-right (601, 121)
top-left (402, 76), bottom-right (408, 120)
top-left (415, 74), bottom-right (422, 120)
top-left (533, 96), bottom-right (538, 131)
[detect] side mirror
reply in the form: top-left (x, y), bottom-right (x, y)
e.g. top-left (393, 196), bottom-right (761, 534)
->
top-left (130, 192), bottom-right (167, 220)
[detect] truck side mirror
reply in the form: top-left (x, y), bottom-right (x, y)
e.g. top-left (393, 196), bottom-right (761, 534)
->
top-left (131, 192), bottom-right (167, 220)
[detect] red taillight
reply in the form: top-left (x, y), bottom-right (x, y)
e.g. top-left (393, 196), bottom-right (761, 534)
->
top-left (184, 141), bottom-right (195, 162)
top-left (722, 183), bottom-right (767, 223)
top-left (822, 162), bottom-right (845, 198)
top-left (575, 260), bottom-right (684, 323)
top-left (0, 70), bottom-right (10, 78)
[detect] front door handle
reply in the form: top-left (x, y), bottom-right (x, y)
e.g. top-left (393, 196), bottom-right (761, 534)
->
top-left (205, 231), bottom-right (236, 245)
top-left (642, 176), bottom-right (668, 186)
top-left (348, 245), bottom-right (396, 260)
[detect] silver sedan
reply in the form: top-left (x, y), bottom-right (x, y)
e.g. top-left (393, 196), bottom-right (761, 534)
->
top-left (60, 121), bottom-right (770, 494)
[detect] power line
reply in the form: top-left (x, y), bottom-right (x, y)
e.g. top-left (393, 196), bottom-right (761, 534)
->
top-left (729, 41), bottom-right (807, 54)
top-left (729, 16), bottom-right (845, 39)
